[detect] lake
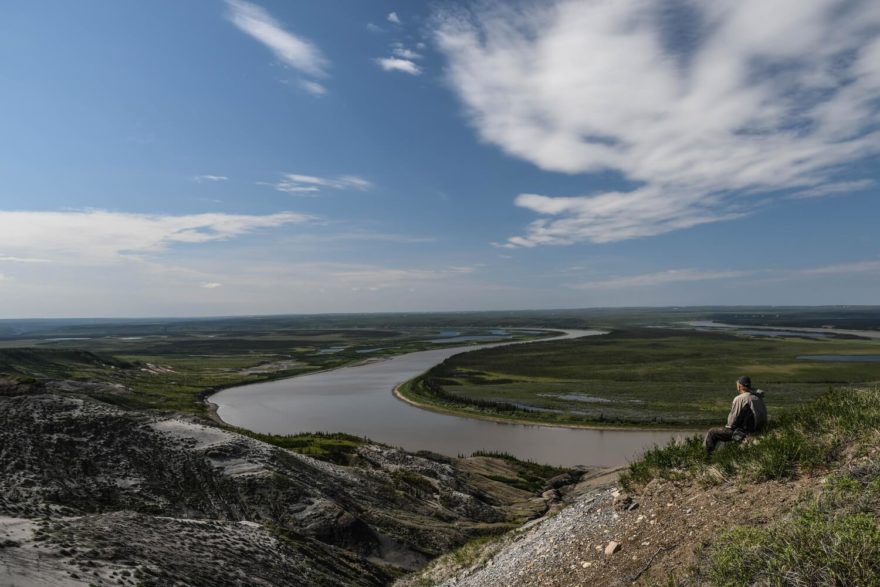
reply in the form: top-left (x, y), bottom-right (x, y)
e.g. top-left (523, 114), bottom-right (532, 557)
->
top-left (798, 355), bottom-right (880, 362)
top-left (210, 330), bottom-right (689, 467)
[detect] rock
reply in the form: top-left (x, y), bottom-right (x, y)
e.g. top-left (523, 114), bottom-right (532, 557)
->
top-left (542, 489), bottom-right (561, 502)
top-left (612, 492), bottom-right (633, 511)
top-left (604, 541), bottom-right (622, 556)
top-left (543, 471), bottom-right (581, 490)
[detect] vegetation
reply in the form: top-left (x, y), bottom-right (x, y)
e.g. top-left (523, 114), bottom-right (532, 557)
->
top-left (703, 497), bottom-right (880, 586)
top-left (235, 430), bottom-right (369, 465)
top-left (620, 386), bottom-right (880, 488)
top-left (402, 328), bottom-right (880, 427)
top-left (615, 385), bottom-right (880, 585)
top-left (469, 450), bottom-right (568, 493)
top-left (0, 322), bottom-right (550, 414)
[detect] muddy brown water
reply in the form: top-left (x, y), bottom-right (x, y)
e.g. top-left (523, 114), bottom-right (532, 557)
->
top-left (211, 330), bottom-right (689, 467)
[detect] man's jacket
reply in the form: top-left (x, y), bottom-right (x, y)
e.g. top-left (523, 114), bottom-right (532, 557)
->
top-left (726, 391), bottom-right (767, 433)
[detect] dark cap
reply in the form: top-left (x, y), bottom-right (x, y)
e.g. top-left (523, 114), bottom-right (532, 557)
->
top-left (736, 376), bottom-right (752, 389)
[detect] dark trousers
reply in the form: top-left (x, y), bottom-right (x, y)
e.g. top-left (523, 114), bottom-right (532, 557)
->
top-left (704, 427), bottom-right (736, 454)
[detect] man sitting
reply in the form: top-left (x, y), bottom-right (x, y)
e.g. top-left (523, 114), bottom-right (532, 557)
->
top-left (704, 376), bottom-right (767, 455)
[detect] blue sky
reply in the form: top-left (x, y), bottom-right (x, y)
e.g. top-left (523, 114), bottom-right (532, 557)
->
top-left (1, 0), bottom-right (879, 317)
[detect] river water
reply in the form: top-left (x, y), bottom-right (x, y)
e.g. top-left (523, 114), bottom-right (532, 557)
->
top-left (211, 330), bottom-right (689, 467)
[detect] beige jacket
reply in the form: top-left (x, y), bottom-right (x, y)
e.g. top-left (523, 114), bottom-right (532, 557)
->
top-left (726, 391), bottom-right (767, 433)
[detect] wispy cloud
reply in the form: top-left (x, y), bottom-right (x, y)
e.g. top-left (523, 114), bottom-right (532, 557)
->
top-left (0, 210), bottom-right (309, 264)
top-left (790, 179), bottom-right (876, 199)
top-left (566, 258), bottom-right (880, 291)
top-left (569, 269), bottom-right (751, 290)
top-left (193, 175), bottom-right (229, 183)
top-left (391, 42), bottom-right (422, 60)
top-left (267, 173), bottom-right (372, 195)
top-left (375, 57), bottom-right (422, 75)
top-left (225, 0), bottom-right (328, 77)
top-left (200, 282), bottom-right (223, 289)
top-left (299, 80), bottom-right (327, 96)
top-left (435, 0), bottom-right (880, 246)
top-left (387, 12), bottom-right (401, 25)
top-left (797, 260), bottom-right (880, 276)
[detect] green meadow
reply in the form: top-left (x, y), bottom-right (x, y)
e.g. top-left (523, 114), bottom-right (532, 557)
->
top-left (0, 324), bottom-right (549, 414)
top-left (403, 328), bottom-right (880, 427)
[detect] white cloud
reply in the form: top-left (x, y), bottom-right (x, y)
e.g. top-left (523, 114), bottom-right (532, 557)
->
top-left (193, 175), bottom-right (229, 183)
top-left (569, 269), bottom-right (751, 290)
top-left (366, 23), bottom-right (385, 34)
top-left (387, 12), bottom-right (401, 25)
top-left (391, 43), bottom-right (422, 60)
top-left (268, 173), bottom-right (373, 195)
top-left (225, 0), bottom-right (328, 77)
top-left (200, 282), bottom-right (223, 289)
top-left (790, 179), bottom-right (876, 199)
top-left (0, 210), bottom-right (309, 264)
top-left (435, 0), bottom-right (880, 245)
top-left (376, 57), bottom-right (422, 75)
top-left (299, 80), bottom-right (327, 96)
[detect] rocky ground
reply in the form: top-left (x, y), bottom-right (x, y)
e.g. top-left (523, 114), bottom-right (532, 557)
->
top-left (399, 464), bottom-right (821, 586)
top-left (0, 384), bottom-right (582, 586)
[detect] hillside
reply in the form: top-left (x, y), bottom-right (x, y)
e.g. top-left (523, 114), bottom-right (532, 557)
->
top-left (401, 386), bottom-right (880, 586)
top-left (0, 383), bottom-right (584, 586)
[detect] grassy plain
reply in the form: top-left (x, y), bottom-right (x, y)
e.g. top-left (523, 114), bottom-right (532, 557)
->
top-left (0, 323), bottom-right (550, 414)
top-left (3, 308), bottom-right (879, 430)
top-left (403, 327), bottom-right (880, 427)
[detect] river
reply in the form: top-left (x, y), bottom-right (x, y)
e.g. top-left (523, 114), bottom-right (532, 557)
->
top-left (210, 330), bottom-right (689, 467)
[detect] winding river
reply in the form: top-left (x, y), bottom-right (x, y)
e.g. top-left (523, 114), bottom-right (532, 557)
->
top-left (210, 330), bottom-right (688, 467)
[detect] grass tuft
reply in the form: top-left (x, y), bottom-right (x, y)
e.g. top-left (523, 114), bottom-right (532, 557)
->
top-left (703, 506), bottom-right (880, 586)
top-left (621, 386), bottom-right (880, 490)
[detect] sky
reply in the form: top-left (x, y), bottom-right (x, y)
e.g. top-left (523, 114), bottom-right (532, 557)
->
top-left (1, 0), bottom-right (879, 318)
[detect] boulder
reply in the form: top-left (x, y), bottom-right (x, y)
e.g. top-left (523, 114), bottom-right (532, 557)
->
top-left (604, 541), bottom-right (622, 556)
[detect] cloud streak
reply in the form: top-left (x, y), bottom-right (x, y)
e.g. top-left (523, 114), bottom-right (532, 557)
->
top-left (568, 258), bottom-right (880, 291)
top-left (790, 179), bottom-right (876, 199)
top-left (268, 173), bottom-right (372, 195)
top-left (0, 210), bottom-right (309, 264)
top-left (225, 0), bottom-right (328, 77)
top-left (570, 268), bottom-right (751, 290)
top-left (435, 0), bottom-right (880, 245)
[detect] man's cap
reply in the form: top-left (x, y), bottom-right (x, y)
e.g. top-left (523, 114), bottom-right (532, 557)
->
top-left (736, 376), bottom-right (752, 389)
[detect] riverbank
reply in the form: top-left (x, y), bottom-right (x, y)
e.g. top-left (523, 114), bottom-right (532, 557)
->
top-left (392, 381), bottom-right (690, 432)
top-left (205, 329), bottom-right (687, 467)
top-left (200, 331), bottom-right (568, 427)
